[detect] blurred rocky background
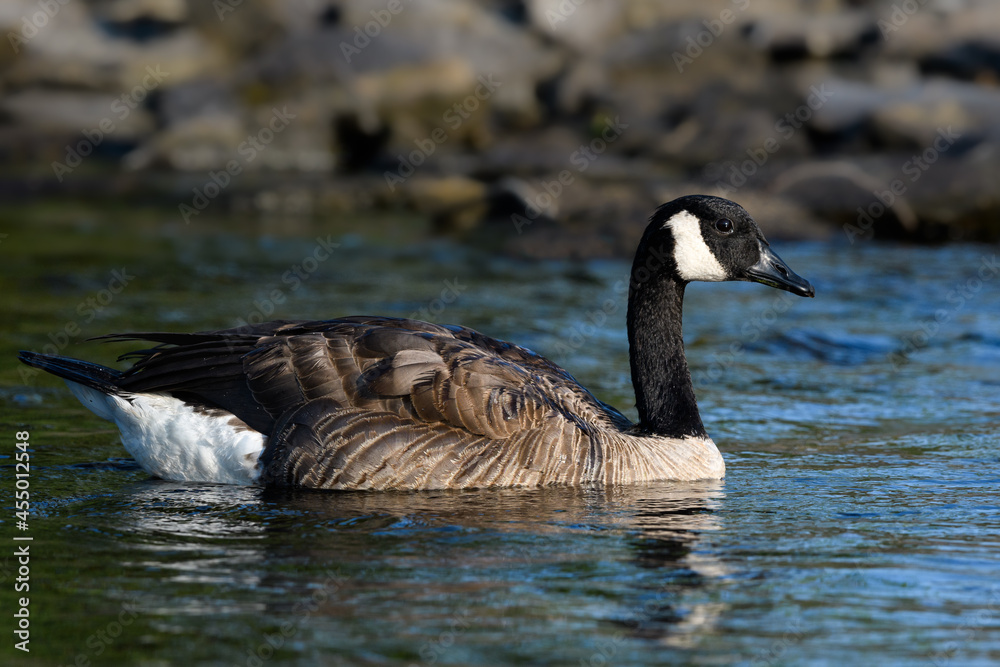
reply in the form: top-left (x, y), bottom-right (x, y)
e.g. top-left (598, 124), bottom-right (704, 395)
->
top-left (2, 0), bottom-right (1000, 255)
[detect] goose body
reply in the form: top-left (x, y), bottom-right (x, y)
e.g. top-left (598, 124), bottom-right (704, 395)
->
top-left (19, 196), bottom-right (814, 490)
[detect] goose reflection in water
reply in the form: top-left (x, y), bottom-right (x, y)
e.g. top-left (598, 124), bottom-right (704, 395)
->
top-left (115, 481), bottom-right (269, 612)
top-left (112, 479), bottom-right (729, 650)
top-left (605, 481), bottom-right (729, 648)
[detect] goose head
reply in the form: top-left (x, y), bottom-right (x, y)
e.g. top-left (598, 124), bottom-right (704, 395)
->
top-left (627, 195), bottom-right (814, 438)
top-left (637, 195), bottom-right (815, 297)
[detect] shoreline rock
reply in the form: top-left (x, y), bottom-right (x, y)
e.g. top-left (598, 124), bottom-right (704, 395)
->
top-left (2, 0), bottom-right (999, 248)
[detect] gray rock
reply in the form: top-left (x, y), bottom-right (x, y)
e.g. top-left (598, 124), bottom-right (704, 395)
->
top-left (879, 1), bottom-right (1000, 61)
top-left (0, 89), bottom-right (153, 139)
top-left (806, 75), bottom-right (1000, 148)
top-left (526, 0), bottom-right (626, 51)
top-left (743, 10), bottom-right (877, 60)
top-left (337, 0), bottom-right (562, 120)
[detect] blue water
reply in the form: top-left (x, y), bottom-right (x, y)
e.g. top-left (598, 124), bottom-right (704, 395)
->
top-left (2, 215), bottom-right (999, 665)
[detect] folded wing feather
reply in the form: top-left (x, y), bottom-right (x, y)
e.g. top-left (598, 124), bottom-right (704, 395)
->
top-left (103, 317), bottom-right (628, 489)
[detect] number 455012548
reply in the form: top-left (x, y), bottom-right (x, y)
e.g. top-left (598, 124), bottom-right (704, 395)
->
top-left (15, 431), bottom-right (29, 529)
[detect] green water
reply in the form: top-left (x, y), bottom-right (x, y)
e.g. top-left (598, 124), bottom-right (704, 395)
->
top-left (1, 203), bottom-right (999, 665)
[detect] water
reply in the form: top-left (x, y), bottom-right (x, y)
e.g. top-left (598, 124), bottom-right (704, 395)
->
top-left (2, 206), bottom-right (999, 665)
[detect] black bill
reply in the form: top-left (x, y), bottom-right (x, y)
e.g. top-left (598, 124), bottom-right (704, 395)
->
top-left (745, 243), bottom-right (815, 297)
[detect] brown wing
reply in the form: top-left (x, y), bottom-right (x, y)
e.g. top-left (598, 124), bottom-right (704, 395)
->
top-left (102, 317), bottom-right (631, 489)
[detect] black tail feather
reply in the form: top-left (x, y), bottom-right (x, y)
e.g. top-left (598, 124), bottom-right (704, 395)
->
top-left (18, 351), bottom-right (123, 395)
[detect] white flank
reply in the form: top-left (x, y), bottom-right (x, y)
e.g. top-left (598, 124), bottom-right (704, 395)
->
top-left (663, 210), bottom-right (728, 282)
top-left (64, 381), bottom-right (264, 485)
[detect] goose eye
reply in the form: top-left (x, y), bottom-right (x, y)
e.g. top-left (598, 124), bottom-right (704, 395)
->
top-left (715, 218), bottom-right (734, 235)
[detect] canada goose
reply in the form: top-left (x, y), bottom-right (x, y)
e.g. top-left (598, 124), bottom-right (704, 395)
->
top-left (19, 195), bottom-right (814, 490)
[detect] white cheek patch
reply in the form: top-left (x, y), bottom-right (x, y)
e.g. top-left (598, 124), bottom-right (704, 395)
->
top-left (663, 210), bottom-right (728, 282)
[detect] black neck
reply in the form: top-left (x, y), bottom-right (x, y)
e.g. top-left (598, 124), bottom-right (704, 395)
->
top-left (626, 252), bottom-right (706, 438)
